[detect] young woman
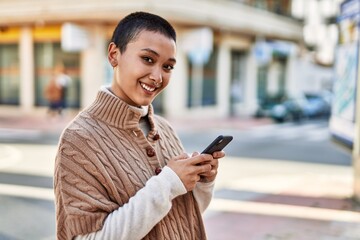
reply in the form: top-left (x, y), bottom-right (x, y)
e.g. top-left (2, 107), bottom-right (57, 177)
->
top-left (54, 11), bottom-right (225, 240)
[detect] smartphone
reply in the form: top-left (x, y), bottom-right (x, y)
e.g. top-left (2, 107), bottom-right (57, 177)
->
top-left (201, 135), bottom-right (233, 154)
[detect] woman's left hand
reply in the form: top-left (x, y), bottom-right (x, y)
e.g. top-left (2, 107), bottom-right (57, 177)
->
top-left (192, 151), bottom-right (225, 183)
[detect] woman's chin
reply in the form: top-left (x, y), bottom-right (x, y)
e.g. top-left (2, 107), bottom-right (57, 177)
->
top-left (134, 99), bottom-right (153, 107)
top-left (138, 95), bottom-right (158, 106)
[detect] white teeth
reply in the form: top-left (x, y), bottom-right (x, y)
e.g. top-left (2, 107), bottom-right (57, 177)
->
top-left (141, 83), bottom-right (155, 92)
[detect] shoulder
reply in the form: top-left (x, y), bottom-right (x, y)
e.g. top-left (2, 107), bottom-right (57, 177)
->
top-left (59, 112), bottom-right (97, 144)
top-left (153, 115), bottom-right (177, 133)
top-left (56, 112), bottom-right (105, 172)
top-left (153, 114), bottom-right (170, 126)
top-left (153, 114), bottom-right (183, 144)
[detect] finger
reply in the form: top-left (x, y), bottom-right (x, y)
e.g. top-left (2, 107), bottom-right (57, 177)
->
top-left (173, 153), bottom-right (191, 161)
top-left (200, 170), bottom-right (215, 178)
top-left (191, 154), bottom-right (213, 165)
top-left (195, 174), bottom-right (201, 182)
top-left (197, 163), bottom-right (212, 175)
top-left (191, 151), bottom-right (200, 157)
top-left (201, 164), bottom-right (218, 175)
top-left (203, 158), bottom-right (218, 168)
top-left (209, 158), bottom-right (219, 168)
top-left (212, 150), bottom-right (225, 159)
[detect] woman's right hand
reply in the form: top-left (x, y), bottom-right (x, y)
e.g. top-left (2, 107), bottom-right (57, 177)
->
top-left (166, 153), bottom-right (213, 191)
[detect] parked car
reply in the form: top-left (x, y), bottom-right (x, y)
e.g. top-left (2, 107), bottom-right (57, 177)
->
top-left (303, 92), bottom-right (332, 118)
top-left (254, 95), bottom-right (283, 118)
top-left (270, 92), bottom-right (332, 123)
top-left (270, 97), bottom-right (306, 122)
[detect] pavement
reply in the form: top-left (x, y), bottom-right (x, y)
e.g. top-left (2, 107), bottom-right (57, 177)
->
top-left (0, 112), bottom-right (360, 240)
top-left (0, 111), bottom-right (274, 134)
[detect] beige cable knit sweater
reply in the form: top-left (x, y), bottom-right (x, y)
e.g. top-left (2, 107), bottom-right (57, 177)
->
top-left (54, 89), bottom-right (207, 240)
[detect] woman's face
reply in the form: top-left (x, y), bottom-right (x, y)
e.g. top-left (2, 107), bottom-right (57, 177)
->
top-left (109, 30), bottom-right (176, 107)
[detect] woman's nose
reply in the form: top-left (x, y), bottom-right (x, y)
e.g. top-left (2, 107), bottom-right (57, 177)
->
top-left (149, 68), bottom-right (163, 86)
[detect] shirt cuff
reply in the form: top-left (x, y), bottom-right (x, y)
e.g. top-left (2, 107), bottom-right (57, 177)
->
top-left (160, 166), bottom-right (187, 199)
top-left (196, 180), bottom-right (215, 189)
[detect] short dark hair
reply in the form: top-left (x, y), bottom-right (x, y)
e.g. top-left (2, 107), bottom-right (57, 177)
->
top-left (111, 11), bottom-right (176, 53)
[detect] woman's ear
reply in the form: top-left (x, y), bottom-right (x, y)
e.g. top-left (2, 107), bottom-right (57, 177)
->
top-left (108, 42), bottom-right (118, 67)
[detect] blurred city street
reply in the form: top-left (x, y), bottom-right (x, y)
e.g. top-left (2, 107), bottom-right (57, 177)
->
top-left (0, 114), bottom-right (358, 240)
top-left (1, 0), bottom-right (360, 239)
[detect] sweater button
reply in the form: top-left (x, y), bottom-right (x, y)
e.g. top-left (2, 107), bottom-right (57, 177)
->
top-left (153, 134), bottom-right (160, 140)
top-left (155, 167), bottom-right (162, 175)
top-left (146, 147), bottom-right (156, 157)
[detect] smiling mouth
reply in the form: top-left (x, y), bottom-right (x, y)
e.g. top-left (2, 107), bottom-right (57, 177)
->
top-left (140, 83), bottom-right (156, 92)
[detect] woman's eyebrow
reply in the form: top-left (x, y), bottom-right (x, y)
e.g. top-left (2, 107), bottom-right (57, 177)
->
top-left (141, 48), bottom-right (176, 63)
top-left (141, 48), bottom-right (159, 56)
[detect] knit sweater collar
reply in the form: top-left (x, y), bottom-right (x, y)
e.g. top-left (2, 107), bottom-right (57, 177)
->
top-left (87, 88), bottom-right (156, 131)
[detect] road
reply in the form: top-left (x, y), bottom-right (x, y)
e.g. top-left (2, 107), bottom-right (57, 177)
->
top-left (0, 119), bottom-right (353, 240)
top-left (179, 120), bottom-right (351, 166)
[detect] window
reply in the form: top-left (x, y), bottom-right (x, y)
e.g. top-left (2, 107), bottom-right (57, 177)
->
top-left (231, 51), bottom-right (246, 104)
top-left (0, 44), bottom-right (19, 105)
top-left (187, 47), bottom-right (218, 107)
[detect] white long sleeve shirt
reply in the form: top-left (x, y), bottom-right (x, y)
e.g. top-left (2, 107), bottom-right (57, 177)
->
top-left (75, 167), bottom-right (214, 240)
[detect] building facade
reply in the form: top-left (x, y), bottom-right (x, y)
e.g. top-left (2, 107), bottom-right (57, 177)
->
top-left (0, 0), bottom-right (305, 119)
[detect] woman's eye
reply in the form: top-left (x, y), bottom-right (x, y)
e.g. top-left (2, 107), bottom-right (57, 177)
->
top-left (142, 57), bottom-right (153, 63)
top-left (164, 65), bottom-right (174, 71)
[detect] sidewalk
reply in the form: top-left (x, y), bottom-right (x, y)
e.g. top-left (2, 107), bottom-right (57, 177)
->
top-left (0, 113), bottom-right (274, 137)
top-left (0, 112), bottom-right (76, 144)
top-left (0, 113), bottom-right (74, 133)
top-left (204, 157), bottom-right (360, 240)
top-left (168, 116), bottom-right (274, 132)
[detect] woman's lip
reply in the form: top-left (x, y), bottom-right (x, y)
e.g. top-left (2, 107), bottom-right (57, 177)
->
top-left (140, 82), bottom-right (156, 92)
